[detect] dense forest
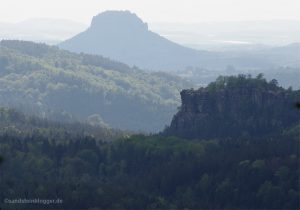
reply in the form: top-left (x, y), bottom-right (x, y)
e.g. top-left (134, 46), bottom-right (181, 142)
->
top-left (0, 76), bottom-right (299, 210)
top-left (0, 40), bottom-right (190, 132)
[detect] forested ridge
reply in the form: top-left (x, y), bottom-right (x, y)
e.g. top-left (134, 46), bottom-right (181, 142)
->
top-left (0, 107), bottom-right (128, 141)
top-left (0, 40), bottom-right (190, 132)
top-left (0, 75), bottom-right (299, 209)
top-left (0, 112), bottom-right (299, 209)
top-left (1, 6), bottom-right (300, 210)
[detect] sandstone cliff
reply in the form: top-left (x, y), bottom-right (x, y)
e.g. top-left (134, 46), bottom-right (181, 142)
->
top-left (165, 75), bottom-right (300, 139)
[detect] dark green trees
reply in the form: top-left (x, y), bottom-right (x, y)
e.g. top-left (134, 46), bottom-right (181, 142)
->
top-left (0, 133), bottom-right (299, 209)
top-left (0, 74), bottom-right (299, 209)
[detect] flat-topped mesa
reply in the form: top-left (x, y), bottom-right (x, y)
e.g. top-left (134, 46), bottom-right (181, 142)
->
top-left (90, 10), bottom-right (148, 33)
top-left (165, 75), bottom-right (300, 139)
top-left (59, 10), bottom-right (205, 72)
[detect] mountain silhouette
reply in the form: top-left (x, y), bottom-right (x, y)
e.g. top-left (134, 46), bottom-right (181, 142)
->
top-left (59, 11), bottom-right (300, 72)
top-left (59, 10), bottom-right (214, 71)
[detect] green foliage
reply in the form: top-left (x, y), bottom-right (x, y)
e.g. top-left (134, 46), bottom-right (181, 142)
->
top-left (0, 110), bottom-right (299, 209)
top-left (0, 40), bottom-right (190, 132)
top-left (0, 42), bottom-right (299, 209)
top-left (207, 74), bottom-right (276, 91)
top-left (0, 107), bottom-right (127, 142)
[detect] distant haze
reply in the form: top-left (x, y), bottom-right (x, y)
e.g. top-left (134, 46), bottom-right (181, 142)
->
top-left (150, 20), bottom-right (300, 50)
top-left (0, 0), bottom-right (299, 23)
top-left (0, 18), bottom-right (87, 44)
top-left (1, 18), bottom-right (300, 48)
top-left (1, 0), bottom-right (299, 48)
top-left (59, 11), bottom-right (300, 74)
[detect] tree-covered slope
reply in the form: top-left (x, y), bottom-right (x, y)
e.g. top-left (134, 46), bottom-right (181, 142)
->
top-left (165, 75), bottom-right (300, 139)
top-left (0, 107), bottom-right (127, 141)
top-left (0, 40), bottom-right (190, 132)
top-left (0, 107), bottom-right (299, 209)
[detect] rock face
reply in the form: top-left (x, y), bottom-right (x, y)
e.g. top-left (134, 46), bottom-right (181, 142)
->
top-left (165, 76), bottom-right (300, 139)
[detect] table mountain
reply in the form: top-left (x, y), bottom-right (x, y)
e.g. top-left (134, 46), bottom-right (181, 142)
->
top-left (59, 10), bottom-right (215, 71)
top-left (59, 11), bottom-right (300, 72)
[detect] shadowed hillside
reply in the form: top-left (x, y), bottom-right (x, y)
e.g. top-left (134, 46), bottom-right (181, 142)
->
top-left (0, 40), bottom-right (191, 132)
top-left (0, 103), bottom-right (299, 210)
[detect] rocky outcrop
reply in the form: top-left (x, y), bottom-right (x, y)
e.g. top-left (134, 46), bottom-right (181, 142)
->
top-left (165, 76), bottom-right (300, 139)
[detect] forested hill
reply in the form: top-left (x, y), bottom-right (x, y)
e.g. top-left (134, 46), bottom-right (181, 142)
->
top-left (0, 40), bottom-right (190, 132)
top-left (165, 75), bottom-right (300, 139)
top-left (0, 100), bottom-right (299, 209)
top-left (0, 107), bottom-right (127, 141)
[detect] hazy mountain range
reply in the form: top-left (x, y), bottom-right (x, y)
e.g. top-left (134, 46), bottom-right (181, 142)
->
top-left (1, 11), bottom-right (300, 74)
top-left (1, 16), bottom-right (300, 51)
top-left (59, 11), bottom-right (300, 72)
top-left (59, 11), bottom-right (212, 71)
top-left (1, 11), bottom-right (297, 88)
top-left (0, 9), bottom-right (300, 210)
top-left (1, 11), bottom-right (299, 88)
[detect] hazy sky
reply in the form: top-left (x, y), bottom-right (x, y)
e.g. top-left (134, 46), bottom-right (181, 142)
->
top-left (1, 0), bottom-right (300, 23)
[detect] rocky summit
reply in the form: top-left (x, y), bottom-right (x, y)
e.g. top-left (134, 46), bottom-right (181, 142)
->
top-left (165, 75), bottom-right (300, 139)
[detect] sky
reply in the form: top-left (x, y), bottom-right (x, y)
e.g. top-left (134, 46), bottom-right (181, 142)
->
top-left (0, 0), bottom-right (300, 24)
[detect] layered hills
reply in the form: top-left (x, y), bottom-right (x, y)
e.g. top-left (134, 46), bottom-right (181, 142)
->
top-left (0, 18), bottom-right (87, 44)
top-left (0, 11), bottom-right (299, 210)
top-left (0, 79), bottom-right (299, 210)
top-left (0, 40), bottom-right (190, 132)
